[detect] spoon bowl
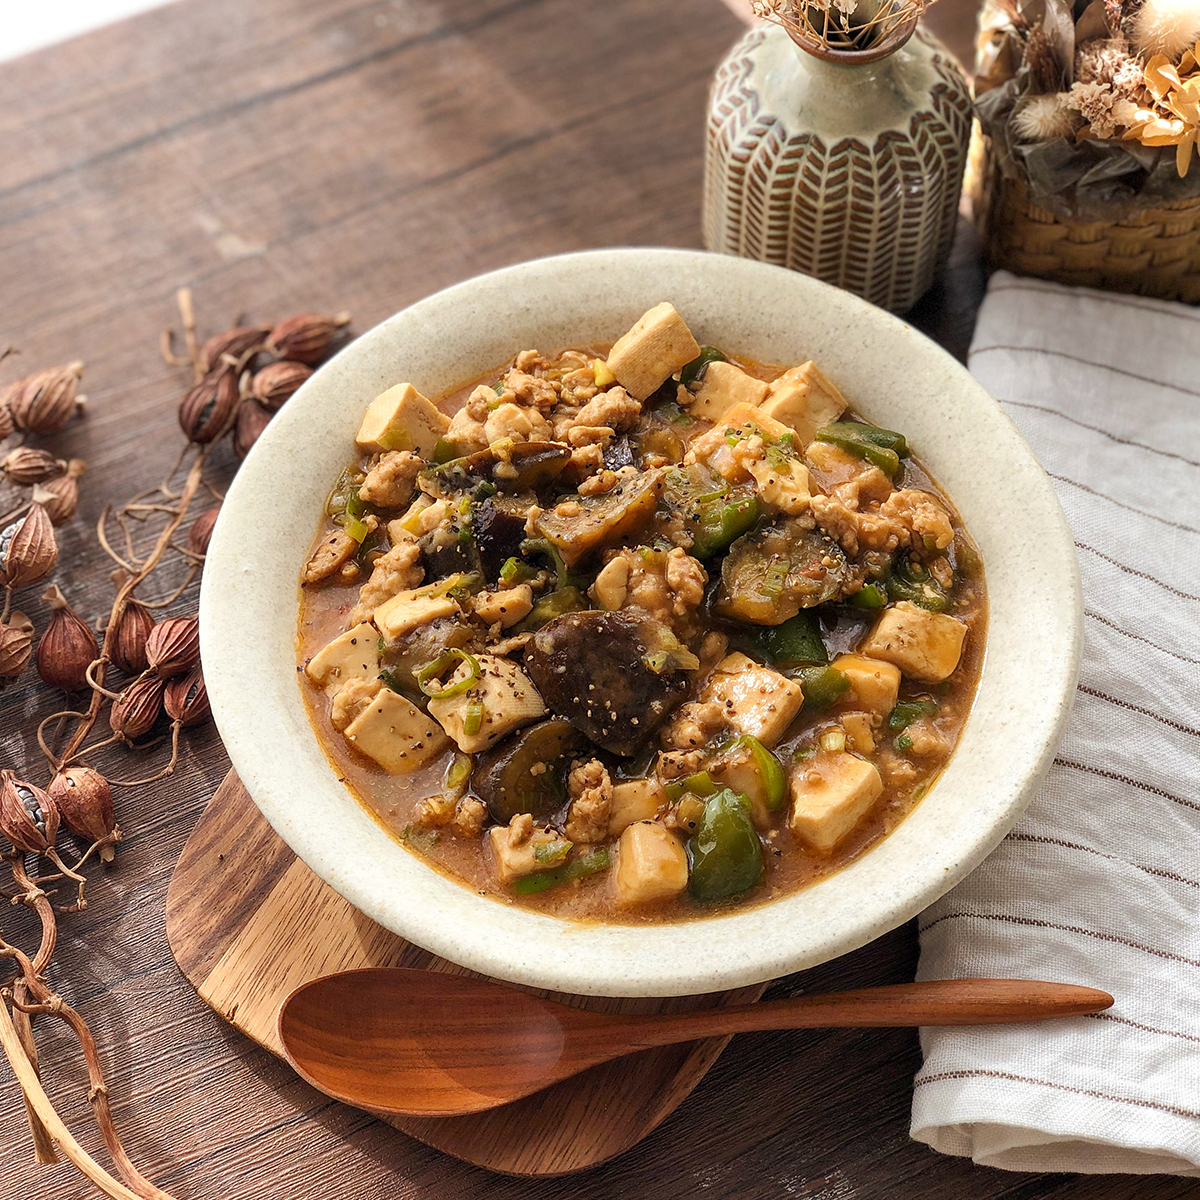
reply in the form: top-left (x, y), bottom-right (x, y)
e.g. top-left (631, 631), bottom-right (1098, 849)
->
top-left (278, 968), bottom-right (1113, 1117)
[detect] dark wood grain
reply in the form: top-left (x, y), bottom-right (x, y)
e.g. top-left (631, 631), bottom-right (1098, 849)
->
top-left (0, 0), bottom-right (1183, 1196)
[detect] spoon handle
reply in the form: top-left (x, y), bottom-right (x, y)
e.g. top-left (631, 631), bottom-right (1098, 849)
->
top-left (611, 979), bottom-right (1113, 1050)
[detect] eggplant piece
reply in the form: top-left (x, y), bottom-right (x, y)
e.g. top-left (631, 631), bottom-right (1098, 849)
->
top-left (533, 468), bottom-right (664, 566)
top-left (472, 717), bottom-right (587, 824)
top-left (419, 442), bottom-right (570, 498)
top-left (716, 518), bottom-right (850, 625)
top-left (419, 518), bottom-right (480, 579)
top-left (524, 610), bottom-right (689, 756)
top-left (474, 495), bottom-right (532, 582)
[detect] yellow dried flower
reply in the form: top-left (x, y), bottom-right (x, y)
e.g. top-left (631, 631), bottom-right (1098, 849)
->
top-left (1123, 43), bottom-right (1200, 176)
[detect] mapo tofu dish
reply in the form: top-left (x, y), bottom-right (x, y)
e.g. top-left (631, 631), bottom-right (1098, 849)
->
top-left (298, 303), bottom-right (985, 921)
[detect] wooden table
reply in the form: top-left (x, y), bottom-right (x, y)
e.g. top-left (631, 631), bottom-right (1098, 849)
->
top-left (0, 2), bottom-right (1191, 1197)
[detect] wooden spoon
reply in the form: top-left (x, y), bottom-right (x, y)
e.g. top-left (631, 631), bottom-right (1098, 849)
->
top-left (278, 968), bottom-right (1113, 1117)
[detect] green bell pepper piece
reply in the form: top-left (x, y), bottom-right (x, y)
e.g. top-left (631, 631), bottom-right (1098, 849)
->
top-left (511, 586), bottom-right (587, 634)
top-left (687, 789), bottom-right (763, 902)
top-left (679, 345), bottom-right (727, 390)
top-left (887, 698), bottom-right (938, 730)
top-left (885, 556), bottom-right (950, 612)
top-left (813, 423), bottom-right (906, 476)
top-left (738, 735), bottom-right (787, 811)
top-left (797, 665), bottom-right (850, 711)
top-left (691, 493), bottom-right (761, 559)
top-left (754, 612), bottom-right (828, 666)
top-left (849, 582), bottom-right (888, 609)
top-left (664, 770), bottom-right (719, 802)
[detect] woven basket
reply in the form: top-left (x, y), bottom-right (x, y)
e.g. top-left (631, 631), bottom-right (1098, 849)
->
top-left (972, 135), bottom-right (1200, 303)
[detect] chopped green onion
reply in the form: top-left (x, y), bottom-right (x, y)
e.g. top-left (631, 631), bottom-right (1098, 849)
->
top-left (432, 437), bottom-right (460, 465)
top-left (463, 696), bottom-right (484, 736)
top-left (492, 380), bottom-right (507, 396)
top-left (887, 698), bottom-right (938, 730)
top-left (850, 582), bottom-right (888, 609)
top-left (533, 839), bottom-right (573, 865)
top-left (344, 515), bottom-right (370, 543)
top-left (513, 846), bottom-right (611, 895)
top-left (444, 752), bottom-right (473, 796)
top-left (499, 556), bottom-right (538, 584)
top-left (819, 728), bottom-right (847, 753)
top-left (894, 733), bottom-right (914, 752)
top-left (417, 649), bottom-right (481, 699)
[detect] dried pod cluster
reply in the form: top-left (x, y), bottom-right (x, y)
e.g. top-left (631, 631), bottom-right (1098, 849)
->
top-left (188, 507), bottom-right (220, 557)
top-left (111, 598), bottom-right (156, 674)
top-left (48, 767), bottom-right (120, 862)
top-left (0, 611), bottom-right (34, 686)
top-left (177, 310), bottom-right (350, 460)
top-left (0, 770), bottom-right (60, 855)
top-left (36, 585), bottom-right (98, 692)
top-left (1, 503), bottom-right (58, 589)
top-left (2, 361), bottom-right (85, 435)
top-left (109, 675), bottom-right (166, 743)
top-left (32, 458), bottom-right (87, 526)
top-left (165, 666), bottom-right (209, 727)
top-left (2, 447), bottom-right (65, 485)
top-left (145, 615), bottom-right (200, 678)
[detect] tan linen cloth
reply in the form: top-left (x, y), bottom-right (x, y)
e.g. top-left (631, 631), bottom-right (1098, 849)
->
top-left (911, 271), bottom-right (1200, 1174)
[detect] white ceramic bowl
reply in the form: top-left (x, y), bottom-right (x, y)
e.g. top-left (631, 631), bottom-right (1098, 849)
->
top-left (201, 248), bottom-right (1081, 997)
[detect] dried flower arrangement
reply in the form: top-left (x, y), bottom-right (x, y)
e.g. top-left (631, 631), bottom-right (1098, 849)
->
top-left (976, 0), bottom-right (1200, 216)
top-left (751, 0), bottom-right (935, 54)
top-left (0, 293), bottom-right (351, 1200)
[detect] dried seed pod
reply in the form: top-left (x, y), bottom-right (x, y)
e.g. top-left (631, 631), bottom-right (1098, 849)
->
top-left (47, 767), bottom-right (120, 862)
top-left (188, 506), bottom-right (220, 557)
top-left (249, 360), bottom-right (312, 411)
top-left (178, 368), bottom-right (239, 444)
top-left (266, 312), bottom-right (350, 365)
top-left (146, 614), bottom-right (200, 679)
top-left (109, 675), bottom-right (166, 742)
top-left (5, 362), bottom-right (85, 434)
top-left (200, 324), bottom-right (271, 374)
top-left (0, 399), bottom-right (13, 441)
top-left (165, 665), bottom-right (209, 727)
top-left (0, 611), bottom-right (34, 686)
top-left (1, 503), bottom-right (58, 589)
top-left (31, 458), bottom-right (86, 526)
top-left (233, 399), bottom-right (272, 460)
top-left (0, 771), bottom-right (60, 854)
top-left (1, 447), bottom-right (66, 485)
top-left (111, 598), bottom-right (155, 675)
top-left (36, 585), bottom-right (98, 692)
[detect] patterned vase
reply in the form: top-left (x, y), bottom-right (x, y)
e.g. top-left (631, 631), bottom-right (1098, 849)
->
top-left (702, 20), bottom-right (972, 314)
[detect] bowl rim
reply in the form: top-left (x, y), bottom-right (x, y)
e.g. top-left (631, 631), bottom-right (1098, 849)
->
top-left (200, 247), bottom-right (1082, 997)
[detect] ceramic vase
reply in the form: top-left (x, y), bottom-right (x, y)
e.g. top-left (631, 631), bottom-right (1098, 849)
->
top-left (702, 20), bottom-right (972, 314)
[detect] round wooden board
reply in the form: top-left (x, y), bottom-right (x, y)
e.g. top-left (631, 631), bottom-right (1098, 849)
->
top-left (165, 770), bottom-right (766, 1176)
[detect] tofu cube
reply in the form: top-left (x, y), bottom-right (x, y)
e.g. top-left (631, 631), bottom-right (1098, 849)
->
top-left (789, 752), bottom-right (883, 853)
top-left (343, 688), bottom-right (449, 774)
top-left (688, 361), bottom-right (770, 422)
top-left (859, 602), bottom-right (968, 683)
top-left (605, 303), bottom-right (701, 400)
top-left (615, 822), bottom-right (689, 904)
top-left (304, 623), bottom-right (380, 695)
top-left (489, 825), bottom-right (571, 883)
top-left (718, 401), bottom-right (795, 444)
top-left (608, 778), bottom-right (667, 836)
top-left (355, 383), bottom-right (450, 456)
top-left (427, 654), bottom-right (547, 753)
top-left (372, 589), bottom-right (460, 643)
top-left (747, 456), bottom-right (812, 515)
top-left (760, 362), bottom-right (848, 447)
top-left (831, 653), bottom-right (901, 714)
top-left (702, 652), bottom-right (805, 748)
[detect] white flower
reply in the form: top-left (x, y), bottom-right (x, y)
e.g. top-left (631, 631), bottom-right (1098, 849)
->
top-left (1011, 93), bottom-right (1077, 141)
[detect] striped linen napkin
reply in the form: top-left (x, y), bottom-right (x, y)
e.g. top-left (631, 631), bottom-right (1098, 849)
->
top-left (910, 271), bottom-right (1200, 1174)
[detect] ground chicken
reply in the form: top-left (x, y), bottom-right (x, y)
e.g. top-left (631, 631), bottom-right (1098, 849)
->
top-left (359, 450), bottom-right (423, 509)
top-left (564, 759), bottom-right (613, 844)
top-left (503, 368), bottom-right (559, 413)
top-left (879, 489), bottom-right (955, 552)
top-left (330, 678), bottom-right (382, 731)
top-left (414, 793), bottom-right (457, 828)
top-left (350, 539), bottom-right (424, 622)
top-left (566, 424), bottom-right (615, 448)
top-left (589, 546), bottom-right (707, 625)
top-left (810, 494), bottom-right (906, 558)
top-left (929, 555), bottom-right (954, 589)
top-left (444, 385), bottom-right (494, 452)
top-left (577, 469), bottom-right (621, 497)
top-left (572, 386), bottom-right (641, 433)
top-left (562, 443), bottom-right (605, 483)
top-left (656, 749), bottom-right (705, 780)
top-left (513, 349), bottom-right (555, 374)
top-left (660, 700), bottom-right (728, 750)
top-left (559, 365), bottom-right (599, 405)
top-left (452, 796), bottom-right (487, 838)
top-left (303, 518), bottom-right (376, 584)
top-left (902, 718), bottom-right (951, 758)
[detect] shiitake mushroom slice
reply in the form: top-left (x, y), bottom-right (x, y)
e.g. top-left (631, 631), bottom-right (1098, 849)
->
top-left (523, 610), bottom-right (689, 756)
